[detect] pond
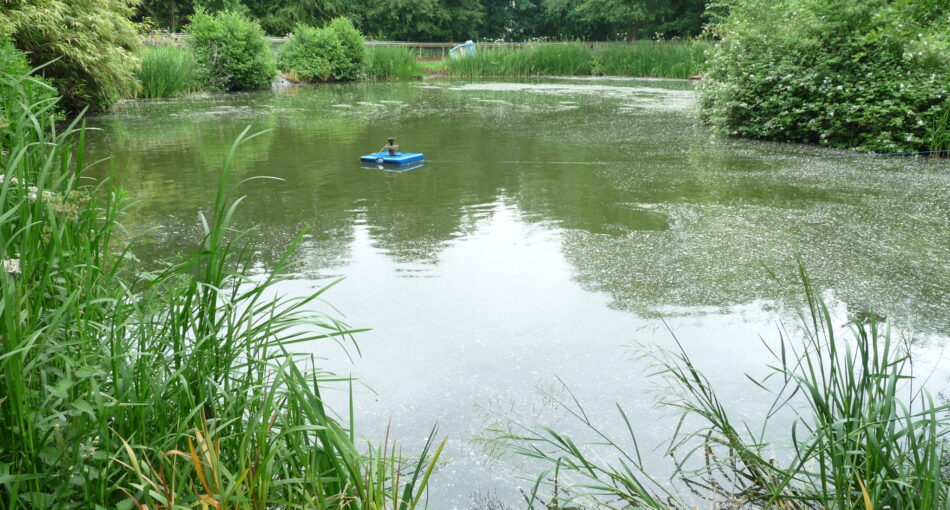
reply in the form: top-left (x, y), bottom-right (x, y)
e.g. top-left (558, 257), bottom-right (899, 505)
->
top-left (87, 77), bottom-right (950, 509)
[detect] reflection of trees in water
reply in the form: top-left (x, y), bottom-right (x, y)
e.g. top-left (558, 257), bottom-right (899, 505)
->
top-left (86, 82), bottom-right (950, 333)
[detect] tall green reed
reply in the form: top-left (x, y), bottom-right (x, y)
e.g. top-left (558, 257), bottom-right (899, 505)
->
top-left (445, 41), bottom-right (706, 78)
top-left (499, 268), bottom-right (949, 509)
top-left (0, 58), bottom-right (443, 509)
top-left (134, 45), bottom-right (195, 98)
top-left (593, 41), bottom-right (707, 79)
top-left (446, 43), bottom-right (593, 77)
top-left (926, 101), bottom-right (950, 155)
top-left (366, 46), bottom-right (424, 79)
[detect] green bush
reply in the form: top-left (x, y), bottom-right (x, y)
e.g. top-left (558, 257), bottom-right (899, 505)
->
top-left (0, 0), bottom-right (140, 111)
top-left (700, 0), bottom-right (950, 153)
top-left (186, 9), bottom-right (277, 92)
top-left (328, 17), bottom-right (367, 80)
top-left (278, 18), bottom-right (366, 82)
top-left (366, 46), bottom-right (424, 79)
top-left (278, 24), bottom-right (345, 82)
top-left (135, 45), bottom-right (195, 98)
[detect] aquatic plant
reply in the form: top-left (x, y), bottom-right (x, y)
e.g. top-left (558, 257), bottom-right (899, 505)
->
top-left (0, 59), bottom-right (443, 508)
top-left (593, 41), bottom-right (707, 79)
top-left (366, 46), bottom-right (425, 79)
top-left (925, 101), bottom-right (950, 156)
top-left (445, 41), bottom-right (705, 78)
top-left (0, 39), bottom-right (61, 141)
top-left (446, 42), bottom-right (593, 77)
top-left (134, 45), bottom-right (195, 98)
top-left (508, 43), bottom-right (595, 76)
top-left (499, 271), bottom-right (950, 509)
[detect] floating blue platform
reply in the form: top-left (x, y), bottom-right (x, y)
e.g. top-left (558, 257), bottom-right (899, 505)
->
top-left (361, 161), bottom-right (425, 173)
top-left (360, 151), bottom-right (425, 165)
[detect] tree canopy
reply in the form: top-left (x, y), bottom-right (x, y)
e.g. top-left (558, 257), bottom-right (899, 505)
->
top-left (133, 0), bottom-right (707, 40)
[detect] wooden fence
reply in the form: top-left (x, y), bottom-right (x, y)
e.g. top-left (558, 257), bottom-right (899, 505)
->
top-left (140, 33), bottom-right (624, 59)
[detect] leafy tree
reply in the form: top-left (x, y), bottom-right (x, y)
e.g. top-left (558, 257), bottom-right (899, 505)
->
top-left (186, 9), bottom-right (276, 91)
top-left (0, 0), bottom-right (140, 111)
top-left (478, 0), bottom-right (543, 40)
top-left (137, 0), bottom-right (192, 31)
top-left (539, 0), bottom-right (612, 39)
top-left (440, 0), bottom-right (484, 40)
top-left (575, 0), bottom-right (647, 39)
top-left (134, 0), bottom-right (707, 41)
top-left (246, 0), bottom-right (343, 35)
top-left (353, 0), bottom-right (483, 41)
top-left (541, 0), bottom-right (704, 40)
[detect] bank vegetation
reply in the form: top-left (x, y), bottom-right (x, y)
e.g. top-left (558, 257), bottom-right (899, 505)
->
top-left (0, 40), bottom-right (444, 509)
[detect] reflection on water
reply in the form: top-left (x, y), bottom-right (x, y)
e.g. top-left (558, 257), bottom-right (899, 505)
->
top-left (87, 78), bottom-right (950, 508)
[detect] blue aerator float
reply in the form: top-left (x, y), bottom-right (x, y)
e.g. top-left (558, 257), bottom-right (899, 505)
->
top-left (360, 137), bottom-right (424, 168)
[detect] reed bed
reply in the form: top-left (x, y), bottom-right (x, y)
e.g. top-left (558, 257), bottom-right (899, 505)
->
top-left (500, 269), bottom-right (949, 509)
top-left (926, 102), bottom-right (950, 155)
top-left (0, 58), bottom-right (443, 508)
top-left (445, 42), bottom-right (592, 77)
top-left (445, 41), bottom-right (706, 78)
top-left (366, 46), bottom-right (424, 79)
top-left (134, 45), bottom-right (195, 98)
top-left (593, 41), bottom-right (706, 79)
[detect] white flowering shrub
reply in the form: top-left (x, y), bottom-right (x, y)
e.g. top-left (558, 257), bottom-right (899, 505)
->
top-left (699, 0), bottom-right (950, 153)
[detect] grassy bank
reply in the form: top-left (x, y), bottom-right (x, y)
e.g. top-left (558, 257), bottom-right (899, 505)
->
top-left (445, 41), bottom-right (707, 79)
top-left (0, 50), bottom-right (442, 508)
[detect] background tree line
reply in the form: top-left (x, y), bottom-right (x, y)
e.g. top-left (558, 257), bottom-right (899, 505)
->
top-left (136, 0), bottom-right (707, 41)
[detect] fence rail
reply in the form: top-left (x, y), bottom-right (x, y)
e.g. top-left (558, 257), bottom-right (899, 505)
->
top-left (141, 33), bottom-right (633, 59)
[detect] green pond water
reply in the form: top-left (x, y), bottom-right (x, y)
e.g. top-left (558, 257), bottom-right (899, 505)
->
top-left (87, 78), bottom-right (950, 509)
